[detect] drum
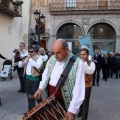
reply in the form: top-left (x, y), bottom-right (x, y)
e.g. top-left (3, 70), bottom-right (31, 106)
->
top-left (22, 95), bottom-right (68, 120)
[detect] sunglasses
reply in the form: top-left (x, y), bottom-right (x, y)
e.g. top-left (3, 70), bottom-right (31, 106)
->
top-left (29, 51), bottom-right (34, 53)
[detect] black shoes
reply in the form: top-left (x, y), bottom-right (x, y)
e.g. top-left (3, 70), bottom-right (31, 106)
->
top-left (18, 89), bottom-right (26, 93)
top-left (18, 89), bottom-right (23, 93)
top-left (22, 89), bottom-right (26, 93)
top-left (97, 84), bottom-right (99, 86)
top-left (92, 83), bottom-right (99, 86)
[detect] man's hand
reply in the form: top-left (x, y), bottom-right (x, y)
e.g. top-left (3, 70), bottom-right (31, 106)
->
top-left (67, 112), bottom-right (75, 120)
top-left (23, 55), bottom-right (31, 63)
top-left (34, 89), bottom-right (42, 100)
top-left (27, 55), bottom-right (31, 59)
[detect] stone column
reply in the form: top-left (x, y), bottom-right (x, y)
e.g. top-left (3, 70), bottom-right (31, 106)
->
top-left (116, 35), bottom-right (120, 53)
top-left (23, 34), bottom-right (28, 50)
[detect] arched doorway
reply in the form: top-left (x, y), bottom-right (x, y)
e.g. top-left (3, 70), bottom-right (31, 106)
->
top-left (40, 40), bottom-right (46, 49)
top-left (57, 23), bottom-right (83, 54)
top-left (88, 23), bottom-right (116, 53)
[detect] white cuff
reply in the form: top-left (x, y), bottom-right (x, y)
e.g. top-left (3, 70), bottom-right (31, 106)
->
top-left (68, 107), bottom-right (77, 114)
top-left (39, 83), bottom-right (45, 91)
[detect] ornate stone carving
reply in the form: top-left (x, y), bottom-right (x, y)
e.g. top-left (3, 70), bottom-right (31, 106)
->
top-left (82, 17), bottom-right (90, 25)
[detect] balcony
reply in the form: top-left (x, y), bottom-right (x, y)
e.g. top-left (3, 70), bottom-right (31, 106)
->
top-left (49, 0), bottom-right (120, 15)
top-left (0, 0), bottom-right (22, 17)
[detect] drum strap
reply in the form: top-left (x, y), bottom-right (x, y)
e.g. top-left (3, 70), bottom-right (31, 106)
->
top-left (55, 55), bottom-right (77, 93)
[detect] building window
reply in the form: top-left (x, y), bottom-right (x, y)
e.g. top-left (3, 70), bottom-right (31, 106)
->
top-left (88, 23), bottom-right (116, 52)
top-left (66, 0), bottom-right (75, 7)
top-left (57, 23), bottom-right (83, 54)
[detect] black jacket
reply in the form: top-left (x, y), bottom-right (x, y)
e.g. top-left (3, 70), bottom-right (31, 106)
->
top-left (94, 54), bottom-right (102, 70)
top-left (108, 56), bottom-right (116, 68)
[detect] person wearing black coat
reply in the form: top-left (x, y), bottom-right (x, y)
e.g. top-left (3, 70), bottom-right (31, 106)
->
top-left (101, 54), bottom-right (109, 81)
top-left (92, 49), bottom-right (102, 86)
top-left (109, 52), bottom-right (116, 78)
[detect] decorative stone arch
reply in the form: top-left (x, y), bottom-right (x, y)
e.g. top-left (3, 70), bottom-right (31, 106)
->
top-left (55, 20), bottom-right (84, 35)
top-left (85, 20), bottom-right (118, 35)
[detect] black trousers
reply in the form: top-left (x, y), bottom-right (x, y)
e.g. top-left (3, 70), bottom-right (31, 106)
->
top-left (116, 68), bottom-right (120, 78)
top-left (26, 78), bottom-right (42, 110)
top-left (92, 69), bottom-right (101, 85)
top-left (102, 68), bottom-right (109, 80)
top-left (17, 68), bottom-right (25, 90)
top-left (110, 68), bottom-right (114, 78)
top-left (79, 87), bottom-right (92, 120)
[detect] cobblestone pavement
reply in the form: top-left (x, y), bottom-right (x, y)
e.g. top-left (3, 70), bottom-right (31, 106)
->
top-left (0, 72), bottom-right (120, 120)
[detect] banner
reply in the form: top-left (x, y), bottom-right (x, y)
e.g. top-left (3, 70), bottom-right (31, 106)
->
top-left (67, 42), bottom-right (72, 52)
top-left (78, 34), bottom-right (94, 57)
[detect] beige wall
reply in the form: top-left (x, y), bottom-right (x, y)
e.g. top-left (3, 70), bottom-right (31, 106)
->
top-left (0, 0), bottom-right (31, 68)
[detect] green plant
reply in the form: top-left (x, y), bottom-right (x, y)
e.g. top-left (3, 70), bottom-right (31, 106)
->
top-left (1, 0), bottom-right (10, 7)
top-left (10, 0), bottom-right (23, 6)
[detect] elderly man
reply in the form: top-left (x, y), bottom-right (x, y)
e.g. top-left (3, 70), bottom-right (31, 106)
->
top-left (34, 39), bottom-right (85, 120)
top-left (77, 46), bottom-right (95, 120)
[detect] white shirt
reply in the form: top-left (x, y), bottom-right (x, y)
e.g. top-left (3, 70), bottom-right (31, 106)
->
top-left (18, 56), bottom-right (43, 75)
top-left (84, 61), bottom-right (95, 75)
top-left (39, 58), bottom-right (85, 114)
top-left (41, 55), bottom-right (48, 62)
top-left (88, 55), bottom-right (92, 61)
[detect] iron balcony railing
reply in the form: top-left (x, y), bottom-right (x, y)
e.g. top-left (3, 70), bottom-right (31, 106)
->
top-left (49, 0), bottom-right (120, 11)
top-left (0, 0), bottom-right (22, 17)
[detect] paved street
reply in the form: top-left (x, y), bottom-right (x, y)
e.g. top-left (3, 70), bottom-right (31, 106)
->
top-left (0, 72), bottom-right (120, 120)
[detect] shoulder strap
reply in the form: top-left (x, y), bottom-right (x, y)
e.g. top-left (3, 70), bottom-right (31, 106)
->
top-left (33, 55), bottom-right (41, 74)
top-left (55, 55), bottom-right (77, 93)
top-left (33, 67), bottom-right (40, 74)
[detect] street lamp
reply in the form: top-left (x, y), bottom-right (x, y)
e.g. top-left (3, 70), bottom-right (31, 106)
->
top-left (34, 10), bottom-right (45, 44)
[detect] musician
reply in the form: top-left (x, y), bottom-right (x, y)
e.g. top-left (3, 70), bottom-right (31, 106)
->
top-left (77, 47), bottom-right (95, 120)
top-left (13, 42), bottom-right (28, 93)
top-left (34, 39), bottom-right (85, 120)
top-left (18, 45), bottom-right (43, 111)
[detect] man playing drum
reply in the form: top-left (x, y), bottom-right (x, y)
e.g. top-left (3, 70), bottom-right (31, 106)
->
top-left (34, 39), bottom-right (85, 120)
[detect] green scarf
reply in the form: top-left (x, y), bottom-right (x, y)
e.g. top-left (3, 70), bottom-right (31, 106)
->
top-left (47, 53), bottom-right (79, 109)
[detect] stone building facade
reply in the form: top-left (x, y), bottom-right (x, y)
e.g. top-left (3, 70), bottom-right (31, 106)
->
top-left (31, 0), bottom-right (120, 53)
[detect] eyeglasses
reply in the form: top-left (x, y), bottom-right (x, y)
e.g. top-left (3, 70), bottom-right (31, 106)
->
top-left (29, 51), bottom-right (34, 53)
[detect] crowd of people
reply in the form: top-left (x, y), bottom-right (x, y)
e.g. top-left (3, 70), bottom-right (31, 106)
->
top-left (92, 50), bottom-right (120, 87)
top-left (0, 39), bottom-right (120, 120)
